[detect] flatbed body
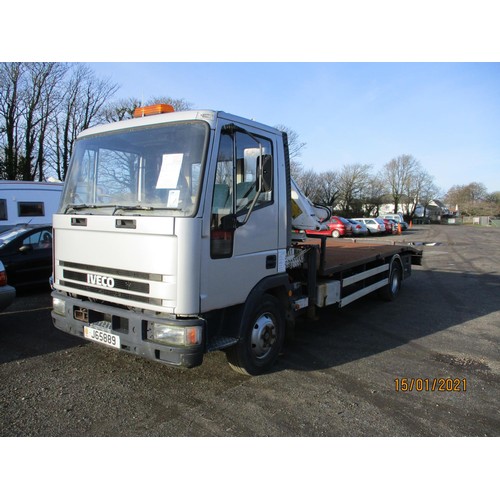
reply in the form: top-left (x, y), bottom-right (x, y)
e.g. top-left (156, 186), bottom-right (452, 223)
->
top-left (305, 236), bottom-right (422, 277)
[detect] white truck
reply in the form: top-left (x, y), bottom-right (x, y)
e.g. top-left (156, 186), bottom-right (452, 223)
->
top-left (51, 105), bottom-right (422, 375)
top-left (0, 181), bottom-right (64, 232)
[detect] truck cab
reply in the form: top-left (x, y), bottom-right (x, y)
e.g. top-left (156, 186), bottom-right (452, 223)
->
top-left (51, 107), bottom-right (291, 374)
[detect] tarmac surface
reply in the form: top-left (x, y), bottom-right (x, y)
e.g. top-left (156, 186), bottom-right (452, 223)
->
top-left (1, 223), bottom-right (499, 438)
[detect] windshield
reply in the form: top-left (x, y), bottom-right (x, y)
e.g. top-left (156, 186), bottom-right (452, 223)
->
top-left (0, 226), bottom-right (31, 248)
top-left (61, 121), bottom-right (210, 217)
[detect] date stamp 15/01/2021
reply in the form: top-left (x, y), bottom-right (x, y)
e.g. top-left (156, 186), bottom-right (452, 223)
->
top-left (395, 378), bottom-right (467, 392)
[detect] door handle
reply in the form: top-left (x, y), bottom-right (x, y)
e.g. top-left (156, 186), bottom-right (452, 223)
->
top-left (266, 255), bottom-right (277, 269)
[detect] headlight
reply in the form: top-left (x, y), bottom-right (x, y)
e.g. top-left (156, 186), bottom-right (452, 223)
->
top-left (53, 297), bottom-right (66, 316)
top-left (149, 323), bottom-right (202, 346)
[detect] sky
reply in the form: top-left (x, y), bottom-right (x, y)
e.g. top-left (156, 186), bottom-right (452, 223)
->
top-left (4, 1), bottom-right (499, 195)
top-left (86, 62), bottom-right (500, 194)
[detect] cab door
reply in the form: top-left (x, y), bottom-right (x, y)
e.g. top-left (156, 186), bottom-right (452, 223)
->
top-left (201, 121), bottom-right (280, 313)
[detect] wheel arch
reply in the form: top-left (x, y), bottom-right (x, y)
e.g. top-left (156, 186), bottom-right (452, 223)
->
top-left (388, 253), bottom-right (403, 271)
top-left (237, 273), bottom-right (292, 340)
top-left (224, 274), bottom-right (291, 375)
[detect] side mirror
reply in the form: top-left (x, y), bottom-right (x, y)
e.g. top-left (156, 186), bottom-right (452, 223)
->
top-left (220, 214), bottom-right (240, 231)
top-left (257, 154), bottom-right (272, 193)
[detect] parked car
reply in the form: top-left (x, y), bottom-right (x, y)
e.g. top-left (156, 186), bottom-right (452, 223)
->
top-left (0, 224), bottom-right (53, 287)
top-left (385, 217), bottom-right (408, 232)
top-left (305, 215), bottom-right (353, 238)
top-left (348, 218), bottom-right (369, 236)
top-left (336, 217), bottom-right (355, 236)
top-left (385, 218), bottom-right (400, 232)
top-left (382, 213), bottom-right (408, 231)
top-left (0, 259), bottom-right (16, 311)
top-left (376, 217), bottom-right (397, 234)
top-left (352, 218), bottom-right (385, 235)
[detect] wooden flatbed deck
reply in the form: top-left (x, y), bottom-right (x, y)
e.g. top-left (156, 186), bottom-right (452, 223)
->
top-left (305, 237), bottom-right (423, 276)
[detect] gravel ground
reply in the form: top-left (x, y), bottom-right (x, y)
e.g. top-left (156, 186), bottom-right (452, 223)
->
top-left (1, 224), bottom-right (497, 496)
top-left (1, 223), bottom-right (498, 437)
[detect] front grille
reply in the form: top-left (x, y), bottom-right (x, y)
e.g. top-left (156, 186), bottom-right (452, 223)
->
top-left (59, 280), bottom-right (162, 306)
top-left (58, 261), bottom-right (166, 307)
top-left (59, 261), bottom-right (162, 282)
top-left (63, 269), bottom-right (149, 294)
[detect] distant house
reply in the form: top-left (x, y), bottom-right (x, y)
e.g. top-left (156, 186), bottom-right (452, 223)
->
top-left (378, 195), bottom-right (425, 219)
top-left (425, 200), bottom-right (449, 221)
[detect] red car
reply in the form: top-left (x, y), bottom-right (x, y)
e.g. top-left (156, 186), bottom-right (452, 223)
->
top-left (376, 217), bottom-right (397, 234)
top-left (305, 216), bottom-right (353, 238)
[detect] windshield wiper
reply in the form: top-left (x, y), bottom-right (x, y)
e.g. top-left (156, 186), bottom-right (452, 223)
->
top-left (64, 204), bottom-right (156, 215)
top-left (64, 204), bottom-right (117, 214)
top-left (112, 205), bottom-right (156, 215)
top-left (64, 203), bottom-right (181, 215)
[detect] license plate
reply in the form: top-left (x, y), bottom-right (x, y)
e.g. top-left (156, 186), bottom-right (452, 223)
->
top-left (84, 326), bottom-right (121, 349)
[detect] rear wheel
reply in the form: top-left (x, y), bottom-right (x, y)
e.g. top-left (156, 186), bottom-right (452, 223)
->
top-left (331, 229), bottom-right (340, 238)
top-left (379, 260), bottom-right (402, 301)
top-left (226, 294), bottom-right (285, 376)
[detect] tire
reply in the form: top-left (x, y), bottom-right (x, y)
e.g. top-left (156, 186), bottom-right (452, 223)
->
top-left (226, 294), bottom-right (285, 376)
top-left (379, 260), bottom-right (402, 301)
top-left (331, 229), bottom-right (340, 238)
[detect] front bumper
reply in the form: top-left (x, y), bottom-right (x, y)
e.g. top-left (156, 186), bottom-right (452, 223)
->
top-left (51, 291), bottom-right (205, 369)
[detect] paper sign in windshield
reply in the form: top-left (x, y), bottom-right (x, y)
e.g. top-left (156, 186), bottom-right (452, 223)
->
top-left (167, 190), bottom-right (180, 208)
top-left (156, 153), bottom-right (183, 189)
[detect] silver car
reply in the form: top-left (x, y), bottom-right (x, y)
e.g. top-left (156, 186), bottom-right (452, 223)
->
top-left (0, 259), bottom-right (15, 312)
top-left (348, 219), bottom-right (369, 236)
top-left (353, 218), bottom-right (385, 235)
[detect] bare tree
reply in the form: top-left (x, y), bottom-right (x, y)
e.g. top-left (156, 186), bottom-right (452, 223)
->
top-left (402, 168), bottom-right (439, 220)
top-left (103, 96), bottom-right (192, 123)
top-left (102, 97), bottom-right (142, 122)
top-left (34, 64), bottom-right (67, 181)
top-left (314, 170), bottom-right (339, 209)
top-left (146, 96), bottom-right (192, 111)
top-left (0, 62), bottom-right (68, 180)
top-left (337, 163), bottom-right (372, 215)
top-left (382, 154), bottom-right (421, 215)
top-left (362, 173), bottom-right (388, 217)
top-left (295, 168), bottom-right (321, 201)
top-left (274, 124), bottom-right (306, 178)
top-left (53, 64), bottom-right (118, 180)
top-left (21, 63), bottom-right (67, 180)
top-left (0, 62), bottom-right (23, 179)
top-left (444, 182), bottom-right (491, 216)
top-left (484, 191), bottom-right (500, 217)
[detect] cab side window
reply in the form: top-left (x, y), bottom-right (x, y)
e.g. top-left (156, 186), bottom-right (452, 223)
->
top-left (210, 134), bottom-right (234, 259)
top-left (210, 128), bottom-right (273, 259)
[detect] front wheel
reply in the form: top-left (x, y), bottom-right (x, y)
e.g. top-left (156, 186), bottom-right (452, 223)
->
top-left (226, 294), bottom-right (285, 376)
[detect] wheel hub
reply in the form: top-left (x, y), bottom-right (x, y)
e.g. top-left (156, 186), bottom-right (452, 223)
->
top-left (391, 270), bottom-right (400, 294)
top-left (251, 314), bottom-right (277, 359)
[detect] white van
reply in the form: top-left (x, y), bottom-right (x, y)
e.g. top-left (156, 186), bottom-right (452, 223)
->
top-left (382, 213), bottom-right (403, 223)
top-left (0, 181), bottom-right (63, 232)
